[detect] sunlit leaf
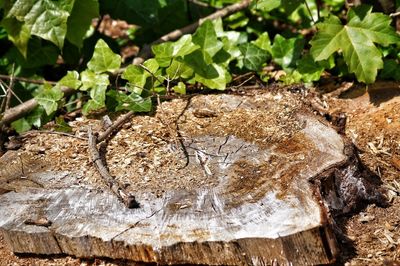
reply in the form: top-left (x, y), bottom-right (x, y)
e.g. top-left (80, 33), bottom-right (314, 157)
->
top-left (58, 70), bottom-right (81, 89)
top-left (87, 39), bottom-right (121, 73)
top-left (35, 85), bottom-right (64, 115)
top-left (310, 6), bottom-right (399, 83)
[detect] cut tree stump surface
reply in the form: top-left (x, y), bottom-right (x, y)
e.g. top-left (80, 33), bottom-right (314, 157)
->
top-left (0, 90), bottom-right (383, 265)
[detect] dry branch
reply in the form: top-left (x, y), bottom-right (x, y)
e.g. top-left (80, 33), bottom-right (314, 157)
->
top-left (0, 87), bottom-right (74, 128)
top-left (97, 111), bottom-right (135, 142)
top-left (0, 74), bottom-right (57, 85)
top-left (88, 127), bottom-right (139, 208)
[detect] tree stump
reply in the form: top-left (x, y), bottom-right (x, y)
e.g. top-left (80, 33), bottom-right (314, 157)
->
top-left (0, 91), bottom-right (385, 265)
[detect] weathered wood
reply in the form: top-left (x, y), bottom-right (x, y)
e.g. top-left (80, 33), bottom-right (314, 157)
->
top-left (0, 91), bottom-right (385, 265)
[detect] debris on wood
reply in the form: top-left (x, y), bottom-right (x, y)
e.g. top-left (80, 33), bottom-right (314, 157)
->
top-left (0, 90), bottom-right (387, 265)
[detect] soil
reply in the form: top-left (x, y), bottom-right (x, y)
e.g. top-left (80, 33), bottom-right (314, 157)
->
top-left (0, 83), bottom-right (400, 265)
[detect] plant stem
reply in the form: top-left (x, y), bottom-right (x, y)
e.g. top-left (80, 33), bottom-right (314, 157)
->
top-left (304, 0), bottom-right (316, 23)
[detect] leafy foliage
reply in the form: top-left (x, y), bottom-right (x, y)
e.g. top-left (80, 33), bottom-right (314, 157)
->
top-left (310, 6), bottom-right (399, 84)
top-left (1, 0), bottom-right (99, 56)
top-left (0, 1), bottom-right (399, 134)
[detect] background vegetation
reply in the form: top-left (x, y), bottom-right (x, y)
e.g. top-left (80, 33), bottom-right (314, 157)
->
top-left (0, 0), bottom-right (399, 133)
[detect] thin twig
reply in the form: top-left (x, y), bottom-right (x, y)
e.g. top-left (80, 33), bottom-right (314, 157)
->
top-left (20, 130), bottom-right (88, 141)
top-left (188, 0), bottom-right (211, 8)
top-left (0, 80), bottom-right (23, 104)
top-left (303, 0), bottom-right (316, 23)
top-left (88, 127), bottom-right (139, 208)
top-left (390, 11), bottom-right (400, 17)
top-left (97, 111), bottom-right (135, 142)
top-left (0, 74), bottom-right (57, 85)
top-left (4, 64), bottom-right (15, 112)
top-left (139, 64), bottom-right (164, 84)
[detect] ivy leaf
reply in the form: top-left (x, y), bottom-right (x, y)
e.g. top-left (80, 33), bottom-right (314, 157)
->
top-left (6, 38), bottom-right (59, 68)
top-left (239, 43), bottom-right (270, 71)
top-left (66, 0), bottom-right (99, 48)
top-left (80, 70), bottom-right (109, 91)
top-left (122, 65), bottom-right (147, 88)
top-left (143, 58), bottom-right (159, 74)
top-left (35, 85), bottom-right (64, 115)
top-left (54, 116), bottom-right (72, 133)
top-left (152, 34), bottom-right (199, 67)
top-left (172, 82), bottom-right (186, 94)
top-left (82, 86), bottom-right (106, 115)
top-left (87, 39), bottom-right (121, 73)
top-left (296, 54), bottom-right (326, 83)
top-left (11, 106), bottom-right (47, 133)
top-left (26, 106), bottom-right (46, 128)
top-left (1, 18), bottom-right (31, 57)
top-left (192, 20), bottom-right (223, 58)
top-left (1, 0), bottom-right (75, 55)
top-left (254, 0), bottom-right (303, 14)
top-left (253, 32), bottom-right (272, 54)
top-left (108, 91), bottom-right (152, 112)
top-left (252, 0), bottom-right (281, 12)
top-left (272, 34), bottom-right (304, 69)
top-left (166, 59), bottom-right (193, 79)
top-left (58, 70), bottom-right (81, 89)
top-left (310, 7), bottom-right (400, 83)
top-left (194, 63), bottom-right (230, 90)
top-left (380, 59), bottom-right (400, 81)
top-left (184, 50), bottom-right (219, 79)
top-left (11, 118), bottom-right (31, 133)
top-left (224, 12), bottom-right (249, 29)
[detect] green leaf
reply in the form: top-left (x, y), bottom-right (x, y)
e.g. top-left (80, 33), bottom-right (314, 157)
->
top-left (82, 85), bottom-right (106, 115)
top-left (253, 32), bottom-right (272, 54)
top-left (87, 39), bottom-right (121, 73)
top-left (1, 0), bottom-right (75, 54)
top-left (380, 59), bottom-right (400, 81)
top-left (143, 58), bottom-right (159, 73)
top-left (253, 0), bottom-right (303, 13)
top-left (54, 116), bottom-right (72, 132)
top-left (184, 50), bottom-right (218, 78)
top-left (192, 20), bottom-right (223, 58)
top-left (166, 59), bottom-right (194, 79)
top-left (172, 82), bottom-right (186, 94)
top-left (279, 70), bottom-right (303, 85)
top-left (66, 0), bottom-right (99, 48)
top-left (272, 34), bottom-right (304, 69)
top-left (1, 18), bottom-right (31, 57)
top-left (6, 38), bottom-right (59, 68)
top-left (58, 71), bottom-right (81, 89)
top-left (80, 70), bottom-right (109, 91)
top-left (252, 0), bottom-right (280, 11)
top-left (108, 91), bottom-right (152, 112)
top-left (122, 65), bottom-right (146, 88)
top-left (310, 7), bottom-right (400, 84)
top-left (194, 63), bottom-right (230, 90)
top-left (11, 118), bottom-right (31, 133)
top-left (152, 34), bottom-right (199, 67)
top-left (296, 54), bottom-right (325, 83)
top-left (239, 43), bottom-right (270, 71)
top-left (26, 106), bottom-right (46, 128)
top-left (224, 11), bottom-right (249, 29)
top-left (35, 85), bottom-right (64, 115)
